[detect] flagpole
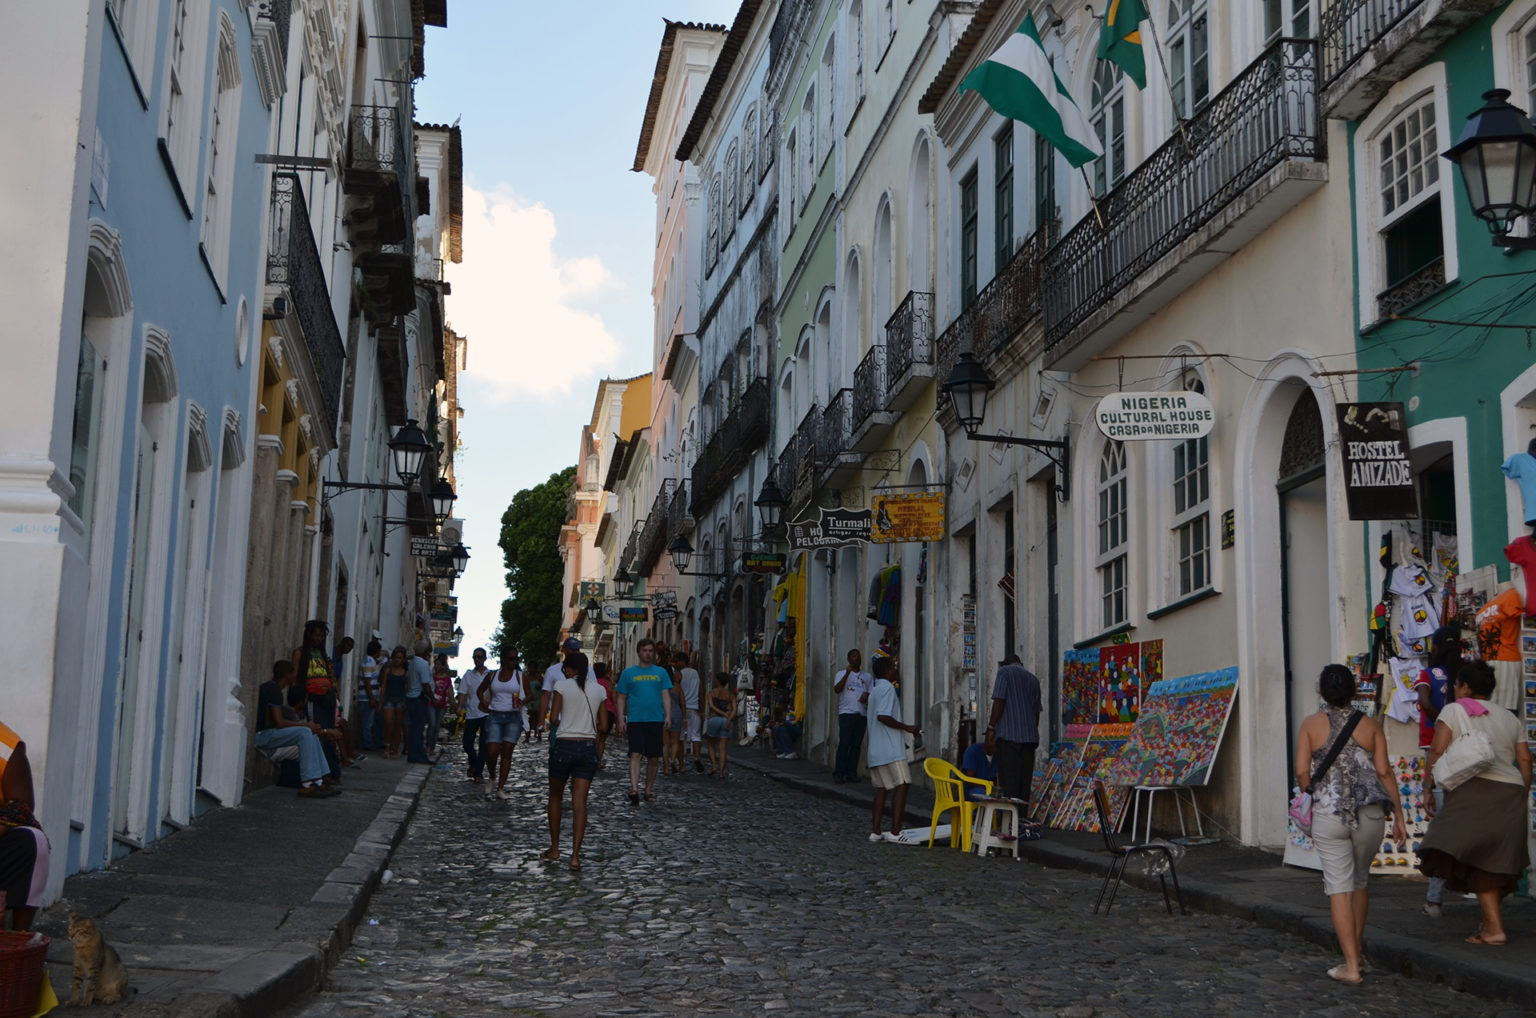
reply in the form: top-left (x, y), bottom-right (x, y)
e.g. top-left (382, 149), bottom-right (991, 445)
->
top-left (1141, 13), bottom-right (1194, 158)
top-left (1078, 166), bottom-right (1107, 232)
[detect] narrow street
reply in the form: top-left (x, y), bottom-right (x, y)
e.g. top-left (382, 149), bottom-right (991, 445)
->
top-left (286, 743), bottom-right (1512, 1018)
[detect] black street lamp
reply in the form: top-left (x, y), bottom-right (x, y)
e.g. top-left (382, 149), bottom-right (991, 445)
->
top-left (668, 534), bottom-right (727, 577)
top-left (388, 418), bottom-right (433, 486)
top-left (450, 543), bottom-right (470, 575)
top-left (1444, 89), bottom-right (1536, 248)
top-left (429, 477), bottom-right (457, 523)
top-left (755, 474), bottom-right (786, 534)
top-left (940, 352), bottom-right (1071, 501)
top-left (613, 567), bottom-right (632, 595)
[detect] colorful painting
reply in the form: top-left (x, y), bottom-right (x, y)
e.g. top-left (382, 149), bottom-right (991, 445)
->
top-left (1061, 648), bottom-right (1101, 727)
top-left (1140, 640), bottom-right (1164, 694)
top-left (1098, 644), bottom-right (1141, 723)
top-left (1096, 668), bottom-right (1239, 787)
top-left (1030, 741), bottom-right (1080, 824)
top-left (1052, 725), bottom-right (1134, 832)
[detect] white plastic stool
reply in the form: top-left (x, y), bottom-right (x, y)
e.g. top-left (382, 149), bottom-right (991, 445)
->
top-left (1130, 785), bottom-right (1202, 843)
top-left (972, 797), bottom-right (1021, 859)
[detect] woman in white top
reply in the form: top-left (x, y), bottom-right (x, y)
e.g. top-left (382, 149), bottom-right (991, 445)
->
top-left (477, 647), bottom-right (527, 799)
top-left (543, 651), bottom-right (607, 872)
top-left (1419, 660), bottom-right (1533, 945)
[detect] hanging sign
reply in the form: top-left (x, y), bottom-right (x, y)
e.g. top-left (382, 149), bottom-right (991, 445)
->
top-left (741, 551), bottom-right (788, 574)
top-left (1336, 402), bottom-right (1418, 520)
top-left (618, 606), bottom-right (649, 623)
top-left (1094, 391), bottom-right (1215, 440)
top-left (411, 536), bottom-right (444, 557)
top-left (602, 603), bottom-right (622, 623)
top-left (653, 606), bottom-right (680, 621)
top-left (871, 492), bottom-right (945, 543)
top-left (579, 580), bottom-right (605, 599)
top-left (786, 507), bottom-right (872, 550)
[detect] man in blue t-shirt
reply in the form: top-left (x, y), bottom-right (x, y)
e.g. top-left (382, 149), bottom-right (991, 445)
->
top-left (960, 739), bottom-right (998, 801)
top-left (616, 638), bottom-right (673, 805)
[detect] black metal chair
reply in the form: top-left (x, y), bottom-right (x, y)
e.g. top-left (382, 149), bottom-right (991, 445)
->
top-left (1091, 780), bottom-right (1187, 916)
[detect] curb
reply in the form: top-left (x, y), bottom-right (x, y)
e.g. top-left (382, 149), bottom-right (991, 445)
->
top-left (737, 756), bottom-right (1536, 1011)
top-left (181, 768), bottom-right (431, 1018)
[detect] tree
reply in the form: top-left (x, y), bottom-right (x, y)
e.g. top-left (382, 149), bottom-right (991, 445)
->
top-left (497, 465), bottom-right (575, 671)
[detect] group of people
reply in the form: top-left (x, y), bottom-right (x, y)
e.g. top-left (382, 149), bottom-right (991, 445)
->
top-left (1293, 628), bottom-right (1533, 985)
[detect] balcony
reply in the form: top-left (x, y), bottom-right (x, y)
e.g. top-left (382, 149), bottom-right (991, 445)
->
top-left (819, 388), bottom-right (861, 487)
top-left (635, 478), bottom-right (677, 575)
top-left (884, 290), bottom-right (936, 411)
top-left (266, 173), bottom-right (345, 436)
top-left (667, 479), bottom-right (694, 543)
top-left (1321, 0), bottom-right (1502, 120)
top-left (689, 377), bottom-right (771, 517)
top-left (376, 316), bottom-right (409, 424)
top-left (1043, 39), bottom-right (1325, 369)
top-left (936, 221), bottom-right (1056, 388)
top-left (343, 105), bottom-right (410, 247)
top-left (619, 521), bottom-right (644, 574)
top-left (357, 246), bottom-right (417, 322)
top-left (851, 346), bottom-right (898, 450)
top-left (781, 405), bottom-right (822, 514)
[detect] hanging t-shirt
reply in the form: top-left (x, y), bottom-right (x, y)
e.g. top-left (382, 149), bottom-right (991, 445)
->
top-left (1501, 453), bottom-right (1536, 525)
top-left (1475, 587), bottom-right (1524, 662)
top-left (1388, 564), bottom-right (1434, 597)
top-left (1396, 591), bottom-right (1440, 640)
top-left (1504, 538), bottom-right (1536, 612)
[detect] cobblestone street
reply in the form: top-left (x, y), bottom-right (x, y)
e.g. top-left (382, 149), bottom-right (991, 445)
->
top-left (280, 742), bottom-right (1527, 1018)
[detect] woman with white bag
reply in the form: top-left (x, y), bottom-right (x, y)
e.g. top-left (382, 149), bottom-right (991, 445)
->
top-left (1419, 660), bottom-right (1532, 945)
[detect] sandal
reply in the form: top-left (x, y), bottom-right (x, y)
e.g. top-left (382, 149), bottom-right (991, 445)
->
top-left (1325, 965), bottom-right (1362, 985)
top-left (643, 791), bottom-right (657, 803)
top-left (569, 858), bottom-right (582, 872)
top-left (541, 849), bottom-right (560, 862)
top-left (628, 791), bottom-right (640, 805)
top-left (1466, 933), bottom-right (1507, 946)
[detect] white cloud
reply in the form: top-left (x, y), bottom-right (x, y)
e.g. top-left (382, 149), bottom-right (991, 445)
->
top-left (444, 186), bottom-right (622, 402)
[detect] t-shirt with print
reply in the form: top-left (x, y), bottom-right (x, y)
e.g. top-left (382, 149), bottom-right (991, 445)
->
top-left (865, 678), bottom-right (906, 769)
top-left (358, 655), bottom-right (379, 701)
top-left (617, 665), bottom-right (673, 723)
top-left (459, 667), bottom-right (490, 720)
top-left (1476, 587), bottom-right (1524, 663)
top-left (836, 669), bottom-right (871, 715)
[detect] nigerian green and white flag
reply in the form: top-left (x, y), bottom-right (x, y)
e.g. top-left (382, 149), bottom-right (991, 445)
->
top-left (958, 13), bottom-right (1103, 168)
top-left (1098, 0), bottom-right (1149, 89)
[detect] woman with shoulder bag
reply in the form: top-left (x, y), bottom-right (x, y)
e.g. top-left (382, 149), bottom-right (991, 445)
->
top-left (1293, 665), bottom-right (1407, 985)
top-left (1419, 660), bottom-right (1533, 945)
top-left (543, 652), bottom-right (606, 872)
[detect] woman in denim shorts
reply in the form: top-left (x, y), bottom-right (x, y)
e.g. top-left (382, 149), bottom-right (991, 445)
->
top-left (478, 648), bottom-right (526, 799)
top-left (543, 652), bottom-right (607, 872)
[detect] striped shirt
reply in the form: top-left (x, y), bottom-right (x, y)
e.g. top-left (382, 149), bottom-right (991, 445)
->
top-left (992, 664), bottom-right (1041, 744)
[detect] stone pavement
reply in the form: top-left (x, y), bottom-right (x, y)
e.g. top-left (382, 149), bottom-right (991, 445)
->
top-left (29, 755), bottom-right (431, 1017)
top-left (282, 739), bottom-right (1535, 1018)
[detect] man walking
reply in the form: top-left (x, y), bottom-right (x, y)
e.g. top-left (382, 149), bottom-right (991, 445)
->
top-left (616, 638), bottom-right (672, 804)
top-left (867, 656), bottom-right (918, 842)
top-left (405, 639), bottom-right (434, 764)
top-left (458, 646), bottom-right (492, 783)
top-left (832, 648), bottom-right (870, 784)
top-left (674, 651), bottom-right (704, 772)
top-left (984, 653), bottom-right (1042, 806)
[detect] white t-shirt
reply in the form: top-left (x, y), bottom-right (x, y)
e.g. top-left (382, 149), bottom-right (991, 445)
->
top-left (836, 669), bottom-right (871, 715)
top-left (552, 676), bottom-right (607, 739)
top-left (679, 668), bottom-right (702, 710)
top-left (459, 666), bottom-right (491, 719)
top-left (358, 656), bottom-right (379, 700)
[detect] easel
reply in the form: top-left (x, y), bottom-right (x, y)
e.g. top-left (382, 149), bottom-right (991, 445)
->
top-left (1129, 785), bottom-right (1203, 843)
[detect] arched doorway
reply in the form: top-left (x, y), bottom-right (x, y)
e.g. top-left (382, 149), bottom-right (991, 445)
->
top-left (1278, 389), bottom-right (1328, 781)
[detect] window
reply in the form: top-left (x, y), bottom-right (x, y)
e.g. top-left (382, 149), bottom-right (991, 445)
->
top-left (200, 19), bottom-right (241, 289)
top-left (108, 0), bottom-right (159, 92)
top-left (1378, 97), bottom-right (1443, 298)
top-left (880, 0), bottom-right (895, 54)
top-left (822, 39), bottom-right (836, 148)
top-left (960, 168), bottom-right (978, 308)
top-left (760, 100), bottom-right (775, 179)
top-left (161, 0), bottom-right (209, 203)
top-left (724, 145), bottom-right (738, 241)
top-left (1263, 0), bottom-right (1312, 45)
top-left (1166, 0), bottom-right (1209, 120)
top-left (784, 128), bottom-right (797, 230)
top-left (850, 0), bottom-right (865, 105)
top-left (1035, 134), bottom-right (1057, 240)
top-left (706, 177), bottom-right (720, 276)
top-left (1170, 380), bottom-right (1210, 597)
top-left (801, 86), bottom-right (816, 208)
top-left (67, 331), bottom-right (108, 530)
top-left (1097, 441), bottom-right (1129, 630)
top-left (994, 125), bottom-right (1014, 273)
top-left (741, 107), bottom-right (757, 210)
top-left (1527, 23), bottom-right (1536, 115)
top-left (1090, 60), bottom-right (1126, 196)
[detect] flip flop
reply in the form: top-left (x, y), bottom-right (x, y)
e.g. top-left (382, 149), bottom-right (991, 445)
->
top-left (643, 791), bottom-right (657, 803)
top-left (569, 858), bottom-right (582, 872)
top-left (541, 849), bottom-right (560, 862)
top-left (1466, 933), bottom-right (1507, 946)
top-left (1326, 965), bottom-right (1362, 985)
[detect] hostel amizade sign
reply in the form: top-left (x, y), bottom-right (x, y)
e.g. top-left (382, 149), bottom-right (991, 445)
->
top-left (787, 507), bottom-right (871, 550)
top-left (1095, 391), bottom-right (1215, 440)
top-left (1336, 402), bottom-right (1418, 520)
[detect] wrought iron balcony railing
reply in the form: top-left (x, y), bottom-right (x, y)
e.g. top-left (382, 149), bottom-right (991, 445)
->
top-left (852, 346), bottom-right (887, 435)
top-left (689, 377), bottom-right (771, 517)
top-left (1043, 39), bottom-right (1321, 352)
top-left (884, 290), bottom-right (935, 395)
top-left (819, 388), bottom-right (854, 468)
top-left (780, 404), bottom-right (821, 508)
top-left (266, 173), bottom-right (345, 434)
top-left (1320, 0), bottom-right (1420, 88)
top-left (635, 478), bottom-right (677, 575)
top-left (619, 520), bottom-right (644, 574)
top-left (345, 105), bottom-right (411, 245)
top-left (667, 478), bottom-right (693, 542)
top-left (936, 220), bottom-right (1056, 387)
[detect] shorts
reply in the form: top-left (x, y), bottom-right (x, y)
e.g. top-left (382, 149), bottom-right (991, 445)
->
top-left (548, 739), bottom-right (599, 783)
top-left (667, 708), bottom-right (684, 733)
top-left (869, 760), bottom-right (912, 789)
top-left (1313, 802), bottom-right (1387, 896)
top-left (485, 710), bottom-right (524, 744)
top-left (686, 709), bottom-right (701, 741)
top-left (705, 715), bottom-right (729, 739)
top-left (627, 721), bottom-right (664, 758)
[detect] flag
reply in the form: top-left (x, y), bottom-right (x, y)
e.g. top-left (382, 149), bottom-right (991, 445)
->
top-left (958, 14), bottom-right (1104, 168)
top-left (1097, 0), bottom-right (1149, 90)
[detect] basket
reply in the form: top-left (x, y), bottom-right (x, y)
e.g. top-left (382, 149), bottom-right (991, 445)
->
top-left (0, 929), bottom-right (49, 1018)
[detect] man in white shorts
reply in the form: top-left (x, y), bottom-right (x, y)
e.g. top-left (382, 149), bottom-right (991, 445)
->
top-left (866, 656), bottom-right (919, 842)
top-left (674, 651), bottom-right (704, 772)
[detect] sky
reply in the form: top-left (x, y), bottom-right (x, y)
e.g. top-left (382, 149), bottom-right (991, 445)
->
top-left (415, 1), bottom-right (739, 659)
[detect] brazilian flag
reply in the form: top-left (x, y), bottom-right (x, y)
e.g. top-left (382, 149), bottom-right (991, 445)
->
top-left (1097, 0), bottom-right (1148, 90)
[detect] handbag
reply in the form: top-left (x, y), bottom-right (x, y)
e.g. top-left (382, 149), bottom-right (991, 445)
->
top-left (1289, 710), bottom-right (1364, 837)
top-left (1432, 703), bottom-right (1499, 791)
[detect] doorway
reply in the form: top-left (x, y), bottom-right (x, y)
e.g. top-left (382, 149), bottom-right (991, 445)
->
top-left (1277, 390), bottom-right (1328, 780)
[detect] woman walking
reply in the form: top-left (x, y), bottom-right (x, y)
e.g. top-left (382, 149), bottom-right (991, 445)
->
top-left (1419, 660), bottom-right (1533, 945)
top-left (594, 662), bottom-right (615, 768)
top-left (704, 672), bottom-right (736, 778)
top-left (1292, 664), bottom-right (1407, 985)
top-left (427, 654), bottom-right (453, 754)
top-left (478, 646), bottom-right (527, 798)
top-left (379, 646), bottom-right (411, 759)
top-left (543, 651), bottom-right (607, 871)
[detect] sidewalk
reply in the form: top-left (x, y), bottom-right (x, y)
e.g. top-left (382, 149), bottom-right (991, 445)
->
top-left (733, 744), bottom-right (1536, 1010)
top-left (31, 756), bottom-right (431, 1017)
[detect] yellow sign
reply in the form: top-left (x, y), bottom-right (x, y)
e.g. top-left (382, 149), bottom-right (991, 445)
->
top-left (870, 492), bottom-right (945, 543)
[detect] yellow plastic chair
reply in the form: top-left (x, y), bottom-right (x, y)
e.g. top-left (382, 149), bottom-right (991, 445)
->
top-left (923, 757), bottom-right (993, 851)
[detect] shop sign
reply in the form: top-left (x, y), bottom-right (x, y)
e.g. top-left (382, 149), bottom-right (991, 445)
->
top-left (650, 590), bottom-right (677, 608)
top-left (618, 606), bottom-right (649, 623)
top-left (741, 551), bottom-right (787, 574)
top-left (579, 580), bottom-right (605, 599)
top-left (1220, 509), bottom-right (1235, 549)
top-left (601, 603), bottom-right (621, 623)
top-left (1336, 402), bottom-right (1418, 520)
top-left (870, 492), bottom-right (945, 543)
top-left (426, 596), bottom-right (457, 622)
top-left (1094, 391), bottom-right (1215, 440)
top-left (653, 606), bottom-right (680, 621)
top-left (786, 507), bottom-right (871, 550)
top-left (410, 536), bottom-right (444, 557)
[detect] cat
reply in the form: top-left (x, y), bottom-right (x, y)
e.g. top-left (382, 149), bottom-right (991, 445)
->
top-left (66, 912), bottom-right (128, 1006)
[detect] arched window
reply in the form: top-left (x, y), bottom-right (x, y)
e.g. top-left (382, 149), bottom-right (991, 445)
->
top-left (908, 135), bottom-right (932, 293)
top-left (822, 38), bottom-right (837, 141)
top-left (741, 106), bottom-right (757, 207)
top-left (1167, 0), bottom-right (1210, 120)
top-left (201, 15), bottom-right (242, 287)
top-left (706, 176), bottom-right (721, 276)
top-left (724, 143), bottom-right (739, 239)
top-left (1097, 441), bottom-right (1129, 629)
top-left (850, 0), bottom-right (865, 104)
top-left (801, 85), bottom-right (817, 208)
top-left (1090, 60), bottom-right (1126, 196)
top-left (872, 201), bottom-right (894, 333)
top-left (1170, 375), bottom-right (1210, 596)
